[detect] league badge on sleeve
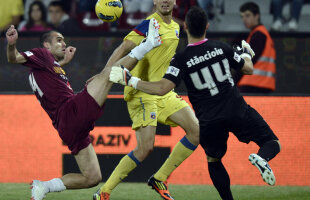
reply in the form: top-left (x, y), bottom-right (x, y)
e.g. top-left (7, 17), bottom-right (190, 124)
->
top-left (166, 66), bottom-right (180, 77)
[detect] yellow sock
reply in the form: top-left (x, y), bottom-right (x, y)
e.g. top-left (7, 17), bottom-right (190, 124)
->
top-left (101, 153), bottom-right (139, 194)
top-left (154, 137), bottom-right (197, 181)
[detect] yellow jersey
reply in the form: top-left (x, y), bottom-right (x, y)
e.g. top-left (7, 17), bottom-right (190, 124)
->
top-left (124, 12), bottom-right (180, 101)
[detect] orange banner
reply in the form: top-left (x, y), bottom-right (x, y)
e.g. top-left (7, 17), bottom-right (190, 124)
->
top-left (0, 95), bottom-right (309, 185)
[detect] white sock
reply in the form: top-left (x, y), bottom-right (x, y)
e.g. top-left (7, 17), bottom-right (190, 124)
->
top-left (42, 178), bottom-right (66, 192)
top-left (129, 39), bottom-right (154, 60)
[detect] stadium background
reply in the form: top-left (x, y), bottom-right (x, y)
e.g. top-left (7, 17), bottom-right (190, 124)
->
top-left (0, 32), bottom-right (309, 187)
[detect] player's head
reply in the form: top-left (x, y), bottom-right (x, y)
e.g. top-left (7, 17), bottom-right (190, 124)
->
top-left (40, 30), bottom-right (66, 61)
top-left (153, 0), bottom-right (176, 16)
top-left (240, 2), bottom-right (260, 29)
top-left (184, 6), bottom-right (209, 38)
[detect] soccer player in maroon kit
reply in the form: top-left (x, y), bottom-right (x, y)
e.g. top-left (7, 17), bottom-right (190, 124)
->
top-left (6, 19), bottom-right (161, 200)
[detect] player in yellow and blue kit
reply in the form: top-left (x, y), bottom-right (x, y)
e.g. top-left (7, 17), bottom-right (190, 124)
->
top-left (124, 9), bottom-right (186, 130)
top-left (93, 0), bottom-right (199, 200)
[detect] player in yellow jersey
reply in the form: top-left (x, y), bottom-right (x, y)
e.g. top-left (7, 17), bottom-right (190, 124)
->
top-left (93, 1), bottom-right (199, 200)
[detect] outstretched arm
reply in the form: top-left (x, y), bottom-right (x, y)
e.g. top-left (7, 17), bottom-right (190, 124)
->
top-left (6, 25), bottom-right (26, 64)
top-left (109, 66), bottom-right (175, 96)
top-left (136, 78), bottom-right (176, 96)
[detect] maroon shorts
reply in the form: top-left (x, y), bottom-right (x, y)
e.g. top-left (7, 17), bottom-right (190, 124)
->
top-left (57, 87), bottom-right (104, 155)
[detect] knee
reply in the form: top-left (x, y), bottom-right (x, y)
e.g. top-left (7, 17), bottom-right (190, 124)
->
top-left (184, 120), bottom-right (200, 145)
top-left (85, 170), bottom-right (102, 187)
top-left (141, 145), bottom-right (154, 158)
top-left (189, 122), bottom-right (200, 138)
top-left (135, 145), bottom-right (154, 161)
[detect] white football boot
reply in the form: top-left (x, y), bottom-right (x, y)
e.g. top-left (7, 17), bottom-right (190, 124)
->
top-left (31, 180), bottom-right (48, 200)
top-left (145, 18), bottom-right (162, 49)
top-left (249, 153), bottom-right (276, 186)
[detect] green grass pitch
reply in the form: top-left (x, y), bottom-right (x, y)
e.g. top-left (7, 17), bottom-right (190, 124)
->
top-left (0, 183), bottom-right (309, 200)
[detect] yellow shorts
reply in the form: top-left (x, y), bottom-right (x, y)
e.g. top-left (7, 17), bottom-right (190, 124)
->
top-left (127, 91), bottom-right (189, 130)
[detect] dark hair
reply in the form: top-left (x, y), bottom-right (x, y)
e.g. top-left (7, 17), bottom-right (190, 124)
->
top-left (240, 2), bottom-right (260, 15)
top-left (26, 1), bottom-right (48, 29)
top-left (48, 1), bottom-right (65, 11)
top-left (185, 6), bottom-right (208, 38)
top-left (40, 30), bottom-right (57, 47)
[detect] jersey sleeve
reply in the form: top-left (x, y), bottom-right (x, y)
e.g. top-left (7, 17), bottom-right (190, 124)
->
top-left (20, 48), bottom-right (49, 69)
top-left (163, 54), bottom-right (185, 86)
top-left (124, 19), bottom-right (150, 45)
top-left (223, 42), bottom-right (245, 71)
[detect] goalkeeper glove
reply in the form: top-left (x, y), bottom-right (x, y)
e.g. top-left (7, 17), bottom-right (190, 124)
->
top-left (109, 65), bottom-right (140, 89)
top-left (233, 40), bottom-right (255, 59)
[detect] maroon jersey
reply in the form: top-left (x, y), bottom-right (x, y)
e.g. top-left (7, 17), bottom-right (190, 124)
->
top-left (21, 48), bottom-right (74, 128)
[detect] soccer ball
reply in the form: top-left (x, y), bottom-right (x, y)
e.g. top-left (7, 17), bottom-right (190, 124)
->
top-left (95, 0), bottom-right (123, 22)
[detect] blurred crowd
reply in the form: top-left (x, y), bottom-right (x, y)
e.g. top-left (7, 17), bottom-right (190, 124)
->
top-left (0, 0), bottom-right (308, 34)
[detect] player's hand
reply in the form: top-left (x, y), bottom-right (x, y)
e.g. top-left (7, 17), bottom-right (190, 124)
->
top-left (109, 65), bottom-right (132, 85)
top-left (6, 25), bottom-right (18, 45)
top-left (109, 65), bottom-right (140, 89)
top-left (61, 46), bottom-right (76, 66)
top-left (64, 46), bottom-right (76, 62)
top-left (241, 40), bottom-right (255, 58)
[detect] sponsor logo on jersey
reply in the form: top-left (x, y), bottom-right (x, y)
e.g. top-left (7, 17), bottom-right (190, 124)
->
top-left (150, 112), bottom-right (156, 119)
top-left (53, 66), bottom-right (66, 75)
top-left (166, 66), bottom-right (180, 77)
top-left (233, 52), bottom-right (241, 62)
top-left (186, 48), bottom-right (224, 68)
top-left (24, 51), bottom-right (33, 57)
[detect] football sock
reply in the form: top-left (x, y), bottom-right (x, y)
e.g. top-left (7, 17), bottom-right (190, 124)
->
top-left (101, 151), bottom-right (139, 194)
top-left (154, 136), bottom-right (197, 181)
top-left (258, 140), bottom-right (280, 161)
top-left (42, 178), bottom-right (66, 193)
top-left (208, 161), bottom-right (234, 200)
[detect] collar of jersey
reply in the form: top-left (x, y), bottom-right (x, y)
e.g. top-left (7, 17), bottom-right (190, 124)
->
top-left (188, 38), bottom-right (208, 47)
top-left (151, 12), bottom-right (163, 23)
